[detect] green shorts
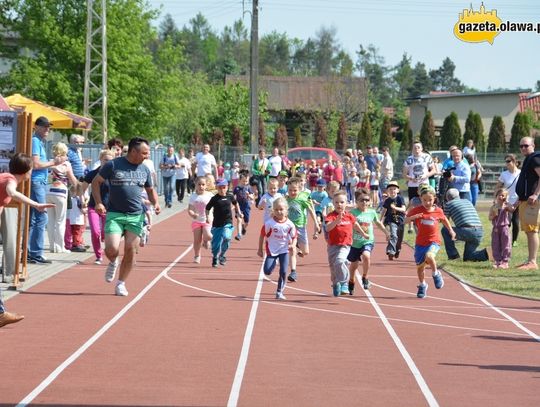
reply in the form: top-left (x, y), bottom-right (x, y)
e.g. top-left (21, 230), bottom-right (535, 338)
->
top-left (105, 212), bottom-right (145, 236)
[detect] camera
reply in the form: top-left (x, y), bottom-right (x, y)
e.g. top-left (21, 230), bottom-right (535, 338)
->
top-left (443, 167), bottom-right (455, 178)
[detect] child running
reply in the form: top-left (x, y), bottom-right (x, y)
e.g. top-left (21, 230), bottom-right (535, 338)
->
top-left (380, 181), bottom-right (406, 260)
top-left (489, 188), bottom-right (513, 269)
top-left (310, 178), bottom-right (329, 227)
top-left (206, 178), bottom-right (242, 267)
top-left (286, 177), bottom-right (321, 282)
top-left (188, 176), bottom-right (214, 264)
top-left (257, 177), bottom-right (283, 222)
top-left (347, 189), bottom-right (390, 294)
top-left (325, 190), bottom-right (364, 296)
top-left (257, 197), bottom-right (297, 300)
top-left (233, 172), bottom-right (255, 240)
top-left (405, 186), bottom-right (456, 299)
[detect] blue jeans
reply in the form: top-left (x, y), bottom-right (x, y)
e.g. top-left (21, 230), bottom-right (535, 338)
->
top-left (470, 183), bottom-right (479, 206)
top-left (459, 191), bottom-right (472, 202)
top-left (442, 225), bottom-right (488, 261)
top-left (211, 224), bottom-right (234, 259)
top-left (29, 181), bottom-right (48, 258)
top-left (264, 252), bottom-right (289, 292)
top-left (0, 290), bottom-right (5, 313)
top-left (386, 222), bottom-right (404, 256)
top-left (162, 175), bottom-right (175, 205)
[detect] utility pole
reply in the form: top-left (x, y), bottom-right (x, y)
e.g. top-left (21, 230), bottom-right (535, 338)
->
top-left (249, 0), bottom-right (259, 154)
top-left (83, 0), bottom-right (108, 142)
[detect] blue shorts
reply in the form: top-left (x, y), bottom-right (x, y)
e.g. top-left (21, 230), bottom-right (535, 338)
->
top-left (237, 205), bottom-right (251, 224)
top-left (347, 244), bottom-right (374, 262)
top-left (414, 243), bottom-right (440, 265)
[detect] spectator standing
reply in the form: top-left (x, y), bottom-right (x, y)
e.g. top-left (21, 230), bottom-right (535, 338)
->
top-left (268, 147), bottom-right (283, 177)
top-left (467, 153), bottom-right (482, 206)
top-left (364, 145), bottom-right (378, 172)
top-left (92, 137), bottom-right (161, 296)
top-left (160, 144), bottom-right (179, 208)
top-left (514, 137), bottom-right (540, 270)
top-left (446, 149), bottom-right (472, 201)
top-left (67, 134), bottom-right (85, 179)
top-left (402, 141), bottom-right (436, 203)
top-left (496, 154), bottom-right (521, 246)
top-left (251, 148), bottom-right (269, 199)
top-left (175, 148), bottom-right (192, 203)
top-left (441, 188), bottom-right (489, 261)
top-left (379, 147), bottom-right (394, 191)
top-left (195, 144), bottom-right (217, 178)
top-left (463, 139), bottom-right (476, 158)
top-left (28, 116), bottom-right (67, 264)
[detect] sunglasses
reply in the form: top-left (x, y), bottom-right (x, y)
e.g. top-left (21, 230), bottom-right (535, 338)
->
top-left (505, 160), bottom-right (513, 163)
top-left (520, 144), bottom-right (530, 148)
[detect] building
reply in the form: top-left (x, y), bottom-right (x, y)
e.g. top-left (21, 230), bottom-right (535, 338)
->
top-left (406, 89), bottom-right (535, 140)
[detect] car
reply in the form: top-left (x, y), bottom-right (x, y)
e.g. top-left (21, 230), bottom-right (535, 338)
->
top-left (287, 147), bottom-right (341, 167)
top-left (428, 150), bottom-right (450, 163)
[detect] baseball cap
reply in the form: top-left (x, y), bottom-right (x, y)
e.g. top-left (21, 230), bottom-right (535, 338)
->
top-left (279, 170), bottom-right (288, 177)
top-left (216, 178), bottom-right (228, 187)
top-left (386, 181), bottom-right (399, 189)
top-left (35, 116), bottom-right (51, 127)
top-left (316, 179), bottom-right (327, 186)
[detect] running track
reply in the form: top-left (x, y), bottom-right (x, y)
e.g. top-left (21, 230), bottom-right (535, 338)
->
top-left (1, 207), bottom-right (539, 406)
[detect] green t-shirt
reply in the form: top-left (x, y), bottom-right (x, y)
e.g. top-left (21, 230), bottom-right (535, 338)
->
top-left (287, 192), bottom-right (312, 227)
top-left (351, 208), bottom-right (378, 248)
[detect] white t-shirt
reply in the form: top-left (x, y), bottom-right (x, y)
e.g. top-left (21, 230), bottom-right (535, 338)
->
top-left (175, 157), bottom-right (192, 180)
top-left (403, 153), bottom-right (433, 187)
top-left (262, 217), bottom-right (296, 256)
top-left (258, 192), bottom-right (283, 222)
top-left (188, 191), bottom-right (214, 223)
top-left (195, 152), bottom-right (216, 177)
top-left (498, 169), bottom-right (521, 204)
top-left (268, 155), bottom-right (282, 177)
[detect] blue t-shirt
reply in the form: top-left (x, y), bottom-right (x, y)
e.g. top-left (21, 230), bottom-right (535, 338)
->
top-left (67, 146), bottom-right (85, 178)
top-left (84, 168), bottom-right (109, 209)
top-left (98, 156), bottom-right (152, 214)
top-left (31, 135), bottom-right (48, 182)
top-left (310, 190), bottom-right (328, 213)
top-left (233, 185), bottom-right (253, 209)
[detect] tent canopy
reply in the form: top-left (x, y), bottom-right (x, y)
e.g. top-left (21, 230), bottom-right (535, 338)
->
top-left (5, 94), bottom-right (92, 130)
top-left (0, 94), bottom-right (13, 111)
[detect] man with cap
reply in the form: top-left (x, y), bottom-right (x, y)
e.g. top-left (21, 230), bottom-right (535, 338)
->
top-left (441, 188), bottom-right (489, 261)
top-left (28, 116), bottom-right (67, 264)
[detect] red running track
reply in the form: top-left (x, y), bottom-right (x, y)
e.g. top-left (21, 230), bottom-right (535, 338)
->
top-left (1, 207), bottom-right (539, 406)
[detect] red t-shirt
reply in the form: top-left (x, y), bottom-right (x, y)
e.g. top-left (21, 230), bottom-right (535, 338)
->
top-left (407, 205), bottom-right (446, 246)
top-left (0, 173), bottom-right (16, 207)
top-left (325, 211), bottom-right (356, 246)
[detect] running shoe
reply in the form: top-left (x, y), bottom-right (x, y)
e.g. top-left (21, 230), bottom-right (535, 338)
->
top-left (94, 258), bottom-right (102, 265)
top-left (287, 271), bottom-right (297, 282)
top-left (348, 281), bottom-right (355, 295)
top-left (432, 270), bottom-right (444, 289)
top-left (219, 256), bottom-right (227, 266)
top-left (212, 257), bottom-right (219, 268)
top-left (105, 259), bottom-right (119, 283)
top-left (362, 277), bottom-right (371, 290)
top-left (115, 283), bottom-right (128, 296)
top-left (417, 283), bottom-right (428, 298)
top-left (234, 235), bottom-right (241, 241)
top-left (340, 282), bottom-right (350, 295)
top-left (193, 256), bottom-right (201, 264)
top-left (332, 282), bottom-right (341, 297)
top-left (275, 291), bottom-right (286, 300)
top-left (387, 253), bottom-right (394, 261)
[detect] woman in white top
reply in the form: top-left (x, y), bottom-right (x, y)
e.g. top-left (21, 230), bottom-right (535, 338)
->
top-left (495, 153), bottom-right (521, 246)
top-left (46, 142), bottom-right (80, 253)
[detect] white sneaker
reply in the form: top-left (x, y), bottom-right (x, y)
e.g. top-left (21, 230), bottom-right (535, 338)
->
top-left (115, 283), bottom-right (128, 296)
top-left (194, 256), bottom-right (201, 264)
top-left (105, 260), bottom-right (119, 283)
top-left (95, 258), bottom-right (102, 265)
top-left (275, 291), bottom-right (286, 300)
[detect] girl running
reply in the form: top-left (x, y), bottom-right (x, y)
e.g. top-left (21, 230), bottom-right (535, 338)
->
top-left (188, 176), bottom-right (214, 263)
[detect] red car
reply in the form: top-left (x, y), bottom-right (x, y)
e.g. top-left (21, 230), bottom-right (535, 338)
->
top-left (287, 147), bottom-right (341, 167)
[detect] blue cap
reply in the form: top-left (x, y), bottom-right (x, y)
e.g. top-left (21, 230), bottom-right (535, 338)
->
top-left (216, 179), bottom-right (228, 187)
top-left (316, 179), bottom-right (327, 186)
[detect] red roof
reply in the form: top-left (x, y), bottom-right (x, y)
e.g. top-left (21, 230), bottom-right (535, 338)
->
top-left (519, 93), bottom-right (540, 118)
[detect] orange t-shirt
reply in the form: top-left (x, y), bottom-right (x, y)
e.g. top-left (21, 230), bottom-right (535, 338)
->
top-left (0, 173), bottom-right (16, 207)
top-left (407, 205), bottom-right (446, 246)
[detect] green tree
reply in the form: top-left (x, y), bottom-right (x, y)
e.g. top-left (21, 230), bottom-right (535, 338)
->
top-left (400, 119), bottom-right (413, 152)
top-left (419, 110), bottom-right (436, 151)
top-left (379, 115), bottom-right (393, 149)
top-left (314, 26), bottom-right (339, 76)
top-left (335, 114), bottom-right (347, 152)
top-left (473, 113), bottom-right (485, 153)
top-left (429, 57), bottom-right (464, 92)
top-left (177, 13), bottom-right (219, 75)
top-left (231, 125), bottom-right (243, 148)
top-left (357, 111), bottom-right (373, 149)
top-left (408, 62), bottom-right (432, 97)
top-left (258, 116), bottom-right (266, 149)
top-left (274, 124), bottom-right (288, 150)
top-left (463, 110), bottom-right (477, 146)
top-left (313, 116), bottom-right (328, 148)
top-left (291, 38), bottom-right (317, 75)
top-left (393, 53), bottom-right (414, 99)
top-left (356, 44), bottom-right (392, 106)
top-left (509, 112), bottom-right (530, 152)
top-left (259, 31), bottom-right (291, 75)
top-left (439, 112), bottom-right (462, 149)
top-left (487, 115), bottom-right (506, 153)
top-left (294, 126), bottom-right (302, 147)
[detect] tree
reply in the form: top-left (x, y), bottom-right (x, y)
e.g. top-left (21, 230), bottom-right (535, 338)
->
top-left (259, 31), bottom-right (291, 75)
top-left (313, 116), bottom-right (328, 148)
top-left (356, 44), bottom-right (393, 106)
top-left (231, 125), bottom-right (243, 148)
top-left (487, 116), bottom-right (506, 153)
top-left (274, 124), bottom-right (288, 150)
top-left (473, 113), bottom-right (485, 154)
top-left (408, 62), bottom-right (432, 97)
top-left (393, 53), bottom-right (414, 99)
top-left (439, 112), bottom-right (462, 149)
top-left (258, 116), bottom-right (266, 149)
top-left (509, 112), bottom-right (530, 152)
top-left (419, 110), bottom-right (436, 151)
top-left (212, 128), bottom-right (224, 159)
top-left (429, 57), bottom-right (464, 92)
top-left (192, 127), bottom-right (203, 147)
top-left (379, 115), bottom-right (393, 149)
top-left (314, 26), bottom-right (339, 76)
top-left (463, 110), bottom-right (476, 146)
top-left (294, 126), bottom-right (302, 147)
top-left (291, 38), bottom-right (317, 75)
top-left (400, 119), bottom-right (413, 152)
top-left (357, 111), bottom-right (373, 149)
top-left (177, 13), bottom-right (219, 75)
top-left (335, 114), bottom-right (347, 152)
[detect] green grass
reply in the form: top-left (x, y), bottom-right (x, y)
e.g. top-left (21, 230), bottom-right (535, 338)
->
top-left (403, 202), bottom-right (540, 300)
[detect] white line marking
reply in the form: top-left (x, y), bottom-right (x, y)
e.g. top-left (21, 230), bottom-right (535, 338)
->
top-left (360, 273), bottom-right (439, 407)
top-left (459, 282), bottom-right (540, 342)
top-left (227, 264), bottom-right (265, 407)
top-left (17, 245), bottom-right (194, 407)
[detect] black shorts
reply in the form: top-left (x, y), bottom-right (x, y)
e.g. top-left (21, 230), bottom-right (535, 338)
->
top-left (370, 185), bottom-right (379, 191)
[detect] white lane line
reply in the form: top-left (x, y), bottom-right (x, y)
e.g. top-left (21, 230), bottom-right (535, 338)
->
top-left (459, 282), bottom-right (540, 342)
top-left (227, 264), bottom-right (265, 407)
top-left (17, 245), bottom-right (194, 407)
top-left (360, 273), bottom-right (439, 407)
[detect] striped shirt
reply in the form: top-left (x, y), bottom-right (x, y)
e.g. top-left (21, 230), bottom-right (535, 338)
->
top-left (443, 198), bottom-right (481, 227)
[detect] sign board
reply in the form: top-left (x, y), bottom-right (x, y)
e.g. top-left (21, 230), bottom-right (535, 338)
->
top-left (0, 110), bottom-right (18, 173)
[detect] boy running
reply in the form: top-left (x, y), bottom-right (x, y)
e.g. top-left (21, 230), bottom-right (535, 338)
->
top-left (380, 181), bottom-right (406, 260)
top-left (233, 172), bottom-right (255, 240)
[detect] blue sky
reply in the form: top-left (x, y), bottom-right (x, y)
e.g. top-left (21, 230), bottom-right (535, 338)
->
top-left (148, 0), bottom-right (540, 91)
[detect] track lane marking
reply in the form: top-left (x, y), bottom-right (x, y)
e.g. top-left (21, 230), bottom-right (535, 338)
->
top-left (17, 245), bottom-right (194, 407)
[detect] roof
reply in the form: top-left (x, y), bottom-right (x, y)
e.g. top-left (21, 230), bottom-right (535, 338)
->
top-left (225, 75), bottom-right (368, 113)
top-left (519, 92), bottom-right (540, 117)
top-left (405, 88), bottom-right (531, 102)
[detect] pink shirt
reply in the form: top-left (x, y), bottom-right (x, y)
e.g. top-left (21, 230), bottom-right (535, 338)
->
top-left (0, 173), bottom-right (16, 206)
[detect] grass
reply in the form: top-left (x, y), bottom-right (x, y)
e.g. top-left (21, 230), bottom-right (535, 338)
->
top-left (402, 201), bottom-right (540, 300)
